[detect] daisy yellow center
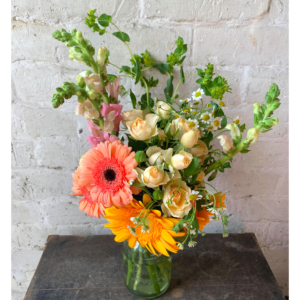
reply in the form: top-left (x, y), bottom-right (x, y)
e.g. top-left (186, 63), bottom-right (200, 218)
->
top-left (184, 99), bottom-right (188, 102)
top-left (214, 120), bottom-right (220, 127)
top-left (219, 101), bottom-right (225, 107)
top-left (207, 126), bottom-right (213, 130)
top-left (189, 121), bottom-right (195, 127)
top-left (184, 109), bottom-right (190, 113)
top-left (234, 119), bottom-right (240, 124)
top-left (189, 195), bottom-right (198, 201)
top-left (195, 91), bottom-right (201, 97)
top-left (202, 115), bottom-right (210, 121)
top-left (207, 103), bottom-right (212, 107)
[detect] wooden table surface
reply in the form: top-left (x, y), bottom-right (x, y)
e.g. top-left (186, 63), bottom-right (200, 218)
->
top-left (24, 233), bottom-right (285, 300)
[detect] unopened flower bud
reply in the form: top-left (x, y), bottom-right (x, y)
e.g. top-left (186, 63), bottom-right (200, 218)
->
top-left (265, 117), bottom-right (279, 126)
top-left (246, 128), bottom-right (259, 145)
top-left (135, 151), bottom-right (146, 163)
top-left (270, 99), bottom-right (280, 111)
top-left (253, 103), bottom-right (261, 114)
top-left (225, 123), bottom-right (241, 140)
top-left (153, 190), bottom-right (163, 201)
top-left (165, 122), bottom-right (177, 137)
top-left (84, 109), bottom-right (99, 121)
top-left (75, 103), bottom-right (85, 115)
top-left (217, 135), bottom-right (234, 153)
top-left (97, 46), bottom-right (108, 66)
top-left (76, 75), bottom-right (85, 88)
top-left (181, 130), bottom-right (198, 148)
top-left (76, 31), bottom-right (84, 41)
top-left (156, 101), bottom-right (172, 120)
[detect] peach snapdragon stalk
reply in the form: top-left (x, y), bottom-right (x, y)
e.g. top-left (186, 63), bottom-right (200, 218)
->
top-left (51, 9), bottom-right (281, 297)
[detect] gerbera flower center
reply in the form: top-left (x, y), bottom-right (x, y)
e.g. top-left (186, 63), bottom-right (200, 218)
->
top-left (104, 168), bottom-right (116, 182)
top-left (92, 157), bottom-right (126, 193)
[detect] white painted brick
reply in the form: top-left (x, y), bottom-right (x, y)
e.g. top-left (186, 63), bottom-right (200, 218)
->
top-left (12, 140), bottom-right (37, 168)
top-left (12, 61), bottom-right (78, 107)
top-left (12, 223), bottom-right (50, 250)
top-left (21, 106), bottom-right (77, 138)
top-left (12, 200), bottom-right (44, 225)
top-left (34, 137), bottom-right (80, 169)
top-left (193, 26), bottom-right (288, 66)
top-left (142, 0), bottom-right (271, 23)
top-left (11, 0), bottom-right (132, 25)
top-left (12, 169), bottom-right (73, 200)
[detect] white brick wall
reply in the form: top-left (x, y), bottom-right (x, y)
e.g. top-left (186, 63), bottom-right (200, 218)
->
top-left (11, 0), bottom-right (289, 298)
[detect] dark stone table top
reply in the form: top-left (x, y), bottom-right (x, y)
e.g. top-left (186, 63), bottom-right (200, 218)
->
top-left (24, 233), bottom-right (285, 300)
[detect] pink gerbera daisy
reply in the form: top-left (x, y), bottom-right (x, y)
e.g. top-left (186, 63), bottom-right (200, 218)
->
top-left (72, 140), bottom-right (138, 218)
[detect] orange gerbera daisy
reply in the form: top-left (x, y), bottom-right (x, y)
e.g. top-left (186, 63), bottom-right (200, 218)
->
top-left (71, 140), bottom-right (138, 218)
top-left (104, 200), bottom-right (185, 257)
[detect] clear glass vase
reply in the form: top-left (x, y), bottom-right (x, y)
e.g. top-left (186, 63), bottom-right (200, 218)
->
top-left (123, 240), bottom-right (172, 299)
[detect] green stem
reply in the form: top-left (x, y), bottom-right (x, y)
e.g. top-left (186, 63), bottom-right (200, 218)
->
top-left (144, 252), bottom-right (161, 294)
top-left (204, 140), bottom-right (245, 175)
top-left (126, 259), bottom-right (133, 286)
top-left (133, 250), bottom-right (143, 290)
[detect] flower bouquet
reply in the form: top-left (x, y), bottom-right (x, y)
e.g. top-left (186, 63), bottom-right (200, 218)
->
top-left (51, 10), bottom-right (281, 299)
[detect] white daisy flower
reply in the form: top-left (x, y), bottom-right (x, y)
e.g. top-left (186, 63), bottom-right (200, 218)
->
top-left (187, 118), bottom-right (199, 129)
top-left (130, 217), bottom-right (139, 224)
top-left (212, 117), bottom-right (223, 130)
top-left (179, 98), bottom-right (192, 103)
top-left (192, 88), bottom-right (204, 100)
top-left (127, 225), bottom-right (137, 236)
top-left (206, 125), bottom-right (214, 131)
top-left (218, 100), bottom-right (228, 109)
top-left (233, 116), bottom-right (241, 125)
top-left (199, 127), bottom-right (205, 137)
top-left (200, 112), bottom-right (212, 124)
top-left (188, 241), bottom-right (197, 247)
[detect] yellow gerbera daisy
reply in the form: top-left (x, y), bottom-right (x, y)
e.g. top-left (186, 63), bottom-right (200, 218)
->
top-left (104, 200), bottom-right (185, 257)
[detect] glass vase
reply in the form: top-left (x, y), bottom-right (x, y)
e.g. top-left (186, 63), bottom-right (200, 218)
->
top-left (123, 240), bottom-right (172, 299)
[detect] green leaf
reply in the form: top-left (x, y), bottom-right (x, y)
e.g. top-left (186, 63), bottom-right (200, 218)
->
top-left (98, 14), bottom-right (112, 27)
top-left (128, 135), bottom-right (147, 152)
top-left (239, 123), bottom-right (246, 132)
top-left (121, 66), bottom-right (132, 74)
top-left (201, 132), bottom-right (213, 146)
top-left (92, 119), bottom-right (101, 126)
top-left (184, 157), bottom-right (200, 178)
top-left (180, 66), bottom-right (185, 84)
top-left (240, 149), bottom-right (251, 154)
top-left (129, 89), bottom-right (137, 109)
top-left (154, 63), bottom-right (172, 74)
top-left (134, 58), bottom-right (141, 84)
top-left (208, 169), bottom-right (218, 181)
top-left (112, 31), bottom-right (130, 42)
top-left (172, 219), bottom-right (185, 233)
top-left (164, 75), bottom-right (174, 99)
top-left (107, 74), bottom-right (117, 83)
